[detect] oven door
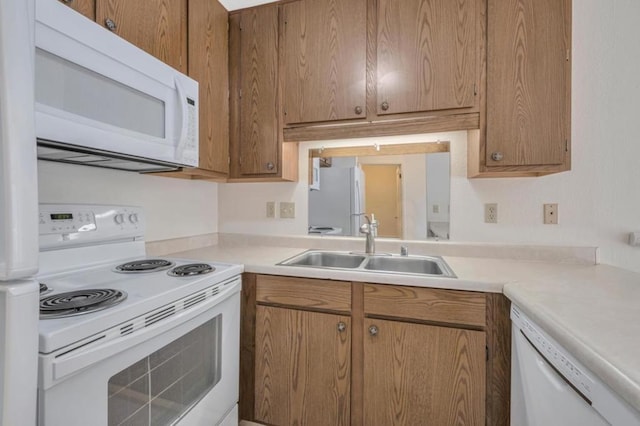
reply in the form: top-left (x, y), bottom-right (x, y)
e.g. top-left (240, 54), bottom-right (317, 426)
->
top-left (38, 278), bottom-right (240, 426)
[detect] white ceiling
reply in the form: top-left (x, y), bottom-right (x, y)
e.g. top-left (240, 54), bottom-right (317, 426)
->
top-left (218, 0), bottom-right (277, 11)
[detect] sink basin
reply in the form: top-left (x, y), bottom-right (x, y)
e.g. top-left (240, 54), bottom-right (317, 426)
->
top-left (279, 250), bottom-right (366, 269)
top-left (364, 256), bottom-right (448, 275)
top-left (278, 250), bottom-right (456, 278)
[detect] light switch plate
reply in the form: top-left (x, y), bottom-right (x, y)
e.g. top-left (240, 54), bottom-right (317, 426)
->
top-left (266, 201), bottom-right (275, 218)
top-left (280, 202), bottom-right (295, 219)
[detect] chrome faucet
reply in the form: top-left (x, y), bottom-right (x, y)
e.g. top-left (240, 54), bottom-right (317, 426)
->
top-left (358, 213), bottom-right (378, 254)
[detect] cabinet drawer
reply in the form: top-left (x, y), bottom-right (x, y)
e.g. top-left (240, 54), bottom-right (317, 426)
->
top-left (364, 284), bottom-right (486, 327)
top-left (256, 275), bottom-right (351, 312)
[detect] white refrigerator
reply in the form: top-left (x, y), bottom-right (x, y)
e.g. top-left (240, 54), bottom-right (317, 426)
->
top-left (0, 0), bottom-right (40, 424)
top-left (309, 166), bottom-right (366, 236)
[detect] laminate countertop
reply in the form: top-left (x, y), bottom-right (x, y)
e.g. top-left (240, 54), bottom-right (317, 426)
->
top-left (167, 240), bottom-right (640, 415)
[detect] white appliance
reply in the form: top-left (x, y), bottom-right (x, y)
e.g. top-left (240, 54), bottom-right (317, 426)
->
top-left (308, 166), bottom-right (365, 236)
top-left (34, 0), bottom-right (199, 172)
top-left (0, 0), bottom-right (40, 424)
top-left (511, 305), bottom-right (640, 426)
top-left (37, 204), bottom-right (243, 426)
top-left (310, 157), bottom-right (321, 191)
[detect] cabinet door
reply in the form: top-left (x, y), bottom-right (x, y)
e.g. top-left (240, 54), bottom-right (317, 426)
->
top-left (237, 5), bottom-right (280, 175)
top-left (255, 306), bottom-right (351, 425)
top-left (364, 318), bottom-right (486, 425)
top-left (58, 0), bottom-right (95, 20)
top-left (189, 0), bottom-right (229, 174)
top-left (376, 0), bottom-right (477, 116)
top-left (282, 0), bottom-right (366, 124)
top-left (485, 0), bottom-right (570, 166)
top-left (95, 0), bottom-right (187, 73)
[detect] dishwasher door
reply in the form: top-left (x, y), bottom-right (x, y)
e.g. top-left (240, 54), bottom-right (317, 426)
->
top-left (511, 325), bottom-right (609, 426)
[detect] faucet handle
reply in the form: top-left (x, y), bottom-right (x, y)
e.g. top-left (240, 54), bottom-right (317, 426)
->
top-left (400, 246), bottom-right (408, 256)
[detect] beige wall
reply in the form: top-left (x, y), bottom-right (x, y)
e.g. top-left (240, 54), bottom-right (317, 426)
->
top-left (38, 161), bottom-right (218, 242)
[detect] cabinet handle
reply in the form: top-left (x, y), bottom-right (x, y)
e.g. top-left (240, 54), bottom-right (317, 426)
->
top-left (266, 162), bottom-right (275, 171)
top-left (104, 18), bottom-right (117, 32)
top-left (354, 106), bottom-right (363, 115)
top-left (368, 325), bottom-right (378, 336)
top-left (380, 101), bottom-right (389, 111)
top-left (491, 152), bottom-right (504, 161)
top-left (60, 0), bottom-right (74, 3)
top-left (337, 322), bottom-right (347, 332)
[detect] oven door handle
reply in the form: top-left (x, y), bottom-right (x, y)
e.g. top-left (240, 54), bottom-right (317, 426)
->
top-left (47, 283), bottom-right (240, 385)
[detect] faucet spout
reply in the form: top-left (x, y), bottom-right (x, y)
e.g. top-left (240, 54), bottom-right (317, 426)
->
top-left (358, 213), bottom-right (378, 254)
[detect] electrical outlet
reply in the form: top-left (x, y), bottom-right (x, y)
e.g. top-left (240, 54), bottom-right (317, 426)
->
top-left (280, 202), bottom-right (295, 219)
top-left (544, 203), bottom-right (558, 224)
top-left (433, 204), bottom-right (440, 214)
top-left (266, 201), bottom-right (275, 218)
top-left (484, 203), bottom-right (498, 223)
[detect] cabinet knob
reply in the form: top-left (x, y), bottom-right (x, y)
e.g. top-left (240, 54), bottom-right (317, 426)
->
top-left (337, 322), bottom-right (347, 332)
top-left (266, 162), bottom-right (275, 171)
top-left (491, 152), bottom-right (504, 161)
top-left (380, 101), bottom-right (389, 111)
top-left (354, 106), bottom-right (363, 115)
top-left (368, 325), bottom-right (378, 336)
top-left (104, 18), bottom-right (117, 32)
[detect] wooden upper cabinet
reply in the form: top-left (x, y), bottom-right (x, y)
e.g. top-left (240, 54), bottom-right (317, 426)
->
top-left (363, 318), bottom-right (486, 425)
top-left (485, 0), bottom-right (570, 167)
top-left (235, 5), bottom-right (280, 176)
top-left (188, 0), bottom-right (229, 174)
top-left (376, 0), bottom-right (478, 116)
top-left (282, 0), bottom-right (367, 125)
top-left (95, 0), bottom-right (187, 73)
top-left (58, 0), bottom-right (95, 20)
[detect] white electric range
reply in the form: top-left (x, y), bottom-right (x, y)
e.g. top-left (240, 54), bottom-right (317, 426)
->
top-left (36, 204), bottom-right (243, 426)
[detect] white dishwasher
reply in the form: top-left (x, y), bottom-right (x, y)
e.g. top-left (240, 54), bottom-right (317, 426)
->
top-left (511, 305), bottom-right (640, 426)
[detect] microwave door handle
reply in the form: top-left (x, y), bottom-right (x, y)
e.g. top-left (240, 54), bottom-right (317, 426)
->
top-left (174, 76), bottom-right (189, 160)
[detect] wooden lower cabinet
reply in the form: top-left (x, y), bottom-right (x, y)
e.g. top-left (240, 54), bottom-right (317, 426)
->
top-left (254, 306), bottom-right (351, 425)
top-left (242, 274), bottom-right (510, 426)
top-left (363, 318), bottom-right (486, 425)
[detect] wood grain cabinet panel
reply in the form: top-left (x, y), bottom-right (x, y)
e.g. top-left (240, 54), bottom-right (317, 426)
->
top-left (58, 0), bottom-right (95, 20)
top-left (363, 318), bottom-right (486, 425)
top-left (255, 306), bottom-right (351, 426)
top-left (485, 0), bottom-right (571, 167)
top-left (187, 0), bottom-right (229, 175)
top-left (229, 5), bottom-right (298, 182)
top-left (95, 0), bottom-right (187, 73)
top-left (256, 275), bottom-right (351, 312)
top-left (241, 274), bottom-right (510, 425)
top-left (282, 0), bottom-right (366, 124)
top-left (376, 0), bottom-right (478, 115)
top-left (364, 283), bottom-right (486, 327)
top-left (468, 0), bottom-right (571, 177)
top-left (236, 5), bottom-right (280, 176)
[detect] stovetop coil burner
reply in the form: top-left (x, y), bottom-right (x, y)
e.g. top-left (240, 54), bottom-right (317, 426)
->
top-left (40, 289), bottom-right (127, 319)
top-left (168, 263), bottom-right (215, 277)
top-left (114, 259), bottom-right (174, 273)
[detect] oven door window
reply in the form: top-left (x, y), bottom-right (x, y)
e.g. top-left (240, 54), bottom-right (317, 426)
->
top-left (107, 315), bottom-right (222, 426)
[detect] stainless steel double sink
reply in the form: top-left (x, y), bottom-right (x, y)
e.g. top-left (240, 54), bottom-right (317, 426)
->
top-left (278, 250), bottom-right (456, 278)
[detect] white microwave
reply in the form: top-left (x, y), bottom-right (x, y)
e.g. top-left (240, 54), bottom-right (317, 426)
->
top-left (34, 0), bottom-right (198, 172)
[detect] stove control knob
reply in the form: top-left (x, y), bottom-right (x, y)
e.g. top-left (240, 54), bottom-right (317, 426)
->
top-left (114, 213), bottom-right (125, 225)
top-left (128, 213), bottom-right (139, 224)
